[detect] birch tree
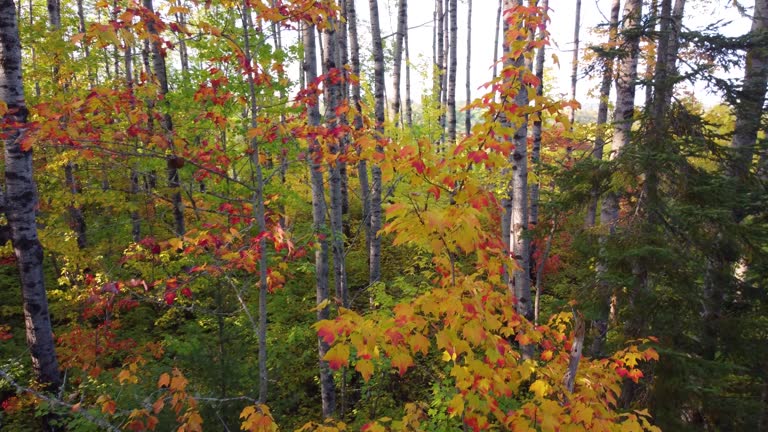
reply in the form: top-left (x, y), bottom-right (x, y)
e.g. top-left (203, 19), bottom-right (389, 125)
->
top-left (143, 0), bottom-right (185, 236)
top-left (502, 0), bottom-right (534, 345)
top-left (392, 0), bottom-right (407, 127)
top-left (464, 0), bottom-right (472, 135)
top-left (322, 20), bottom-right (349, 307)
top-left (593, 0), bottom-right (642, 356)
top-left (0, 0), bottom-right (62, 396)
top-left (346, 0), bottom-right (371, 258)
top-left (446, 0), bottom-right (458, 143)
top-left (368, 0), bottom-right (385, 284)
top-left (304, 23), bottom-right (336, 418)
top-left (585, 0), bottom-right (621, 229)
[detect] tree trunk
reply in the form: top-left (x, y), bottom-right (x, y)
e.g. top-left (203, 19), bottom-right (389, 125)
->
top-left (596, 0), bottom-right (642, 357)
top-left (585, 0), bottom-right (621, 229)
top-left (143, 0), bottom-right (185, 237)
top-left (337, 0), bottom-right (350, 216)
top-left (503, 1), bottom-right (533, 360)
top-left (569, 0), bottom-right (582, 126)
top-left (729, 0), bottom-right (768, 181)
top-left (492, 0), bottom-right (502, 80)
top-left (241, 1), bottom-right (270, 404)
top-left (600, 0), bottom-right (642, 233)
top-left (446, 0), bottom-right (457, 143)
top-left (323, 21), bottom-right (349, 308)
top-left (440, 0), bottom-right (448, 143)
top-left (404, 28), bottom-right (413, 127)
top-left (530, 0), bottom-right (548, 234)
top-left (645, 0), bottom-right (659, 105)
top-left (464, 0), bottom-right (472, 135)
top-left (304, 23), bottom-right (336, 418)
top-left (434, 0), bottom-right (444, 119)
top-left (529, 0), bottom-right (549, 294)
top-left (0, 0), bottom-right (62, 397)
top-left (645, 0), bottom-right (686, 212)
top-left (563, 312), bottom-right (585, 393)
top-left (702, 0), bottom-right (767, 362)
top-left (587, 0), bottom-right (621, 358)
top-left (368, 0), bottom-right (385, 285)
top-left (176, 11), bottom-right (190, 77)
top-left (392, 0), bottom-right (407, 127)
top-left (346, 0), bottom-right (371, 258)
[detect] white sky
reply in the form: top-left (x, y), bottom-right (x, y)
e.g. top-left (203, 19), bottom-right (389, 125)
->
top-left (350, 0), bottom-right (751, 109)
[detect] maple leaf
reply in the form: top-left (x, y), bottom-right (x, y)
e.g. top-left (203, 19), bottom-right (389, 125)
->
top-left (627, 368), bottom-right (644, 383)
top-left (447, 394), bottom-right (465, 417)
top-left (356, 359), bottom-right (374, 382)
top-left (529, 380), bottom-right (551, 398)
top-left (467, 150), bottom-right (489, 164)
top-left (411, 159), bottom-right (426, 174)
top-left (390, 351), bottom-right (414, 376)
top-left (316, 321), bottom-right (336, 344)
top-left (157, 373), bottom-right (171, 388)
top-left (324, 344), bottom-right (350, 370)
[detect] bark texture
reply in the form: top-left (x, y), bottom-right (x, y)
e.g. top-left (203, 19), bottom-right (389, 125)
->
top-left (346, 0), bottom-right (371, 260)
top-left (492, 0), bottom-right (502, 80)
top-left (600, 0), bottom-right (642, 233)
top-left (446, 0), bottom-right (458, 143)
top-left (588, 0), bottom-right (621, 358)
top-left (304, 24), bottom-right (336, 418)
top-left (392, 0), bottom-right (407, 127)
top-left (730, 0), bottom-right (768, 180)
top-left (569, 0), bottom-right (582, 126)
top-left (322, 21), bottom-right (349, 308)
top-left (143, 0), bottom-right (185, 236)
top-left (585, 0), bottom-right (621, 230)
top-left (0, 0), bottom-right (62, 395)
top-left (464, 0), bottom-right (472, 135)
top-left (368, 0), bottom-right (385, 285)
top-left (502, 1), bottom-right (533, 361)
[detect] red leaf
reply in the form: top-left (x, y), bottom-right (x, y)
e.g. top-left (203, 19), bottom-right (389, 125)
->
top-left (317, 323), bottom-right (336, 345)
top-left (411, 159), bottom-right (426, 174)
top-left (468, 150), bottom-right (488, 164)
top-left (164, 291), bottom-right (176, 305)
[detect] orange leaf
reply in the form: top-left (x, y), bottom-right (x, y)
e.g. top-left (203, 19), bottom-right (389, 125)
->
top-left (157, 373), bottom-right (171, 388)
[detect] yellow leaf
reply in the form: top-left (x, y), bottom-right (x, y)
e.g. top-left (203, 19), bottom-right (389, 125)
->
top-left (572, 405), bottom-right (594, 425)
top-left (324, 343), bottom-right (350, 370)
top-left (117, 369), bottom-right (132, 384)
top-left (356, 359), bottom-right (374, 382)
top-left (447, 394), bottom-right (464, 417)
top-left (529, 379), bottom-right (551, 398)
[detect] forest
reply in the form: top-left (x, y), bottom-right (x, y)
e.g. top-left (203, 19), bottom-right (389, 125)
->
top-left (0, 0), bottom-right (766, 430)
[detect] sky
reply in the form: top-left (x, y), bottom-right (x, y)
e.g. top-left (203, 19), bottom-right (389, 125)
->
top-left (350, 0), bottom-right (752, 109)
